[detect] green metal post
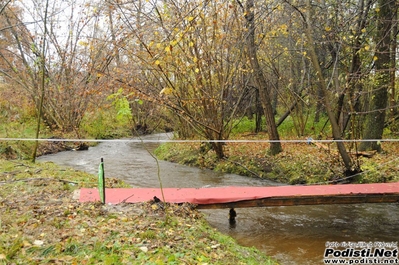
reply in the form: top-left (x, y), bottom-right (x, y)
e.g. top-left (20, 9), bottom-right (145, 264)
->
top-left (98, 158), bottom-right (105, 204)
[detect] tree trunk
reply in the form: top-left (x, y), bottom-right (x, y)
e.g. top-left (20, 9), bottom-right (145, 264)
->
top-left (359, 0), bottom-right (396, 152)
top-left (245, 0), bottom-right (282, 155)
top-left (389, 4), bottom-right (398, 118)
top-left (32, 0), bottom-right (49, 163)
top-left (304, 0), bottom-right (353, 170)
top-left (342, 0), bottom-right (371, 138)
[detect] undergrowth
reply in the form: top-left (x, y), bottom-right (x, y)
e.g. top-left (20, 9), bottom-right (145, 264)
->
top-left (154, 133), bottom-right (399, 185)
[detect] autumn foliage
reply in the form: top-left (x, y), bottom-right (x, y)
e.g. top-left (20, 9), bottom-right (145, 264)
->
top-left (0, 0), bottom-right (398, 163)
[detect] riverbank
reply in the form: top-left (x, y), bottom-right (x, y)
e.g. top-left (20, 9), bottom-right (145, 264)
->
top-left (154, 133), bottom-right (399, 185)
top-left (0, 159), bottom-right (276, 264)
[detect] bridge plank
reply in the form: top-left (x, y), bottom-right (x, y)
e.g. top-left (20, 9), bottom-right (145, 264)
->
top-left (79, 182), bottom-right (399, 208)
top-left (196, 194), bottom-right (399, 209)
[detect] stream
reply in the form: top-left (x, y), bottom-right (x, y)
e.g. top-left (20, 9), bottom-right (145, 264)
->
top-left (37, 133), bottom-right (399, 264)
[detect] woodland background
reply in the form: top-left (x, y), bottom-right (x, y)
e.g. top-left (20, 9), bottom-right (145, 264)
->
top-left (1, 0), bottom-right (398, 177)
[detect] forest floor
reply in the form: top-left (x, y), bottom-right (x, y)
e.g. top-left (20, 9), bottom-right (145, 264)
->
top-left (0, 159), bottom-right (276, 264)
top-left (154, 132), bottom-right (399, 185)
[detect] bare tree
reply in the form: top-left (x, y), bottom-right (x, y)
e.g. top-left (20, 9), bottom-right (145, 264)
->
top-left (0, 0), bottom-right (12, 15)
top-left (1, 0), bottom-right (113, 133)
top-left (32, 0), bottom-right (49, 162)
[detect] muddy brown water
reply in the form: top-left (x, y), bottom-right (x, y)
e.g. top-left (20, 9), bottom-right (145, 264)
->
top-left (37, 133), bottom-right (399, 264)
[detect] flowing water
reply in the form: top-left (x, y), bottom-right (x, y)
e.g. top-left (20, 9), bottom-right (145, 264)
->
top-left (37, 133), bottom-right (399, 264)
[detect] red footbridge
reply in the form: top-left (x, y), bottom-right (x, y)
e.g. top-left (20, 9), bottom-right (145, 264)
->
top-left (79, 182), bottom-right (399, 209)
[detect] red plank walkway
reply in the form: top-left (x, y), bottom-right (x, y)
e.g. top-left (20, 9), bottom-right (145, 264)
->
top-left (79, 182), bottom-right (399, 209)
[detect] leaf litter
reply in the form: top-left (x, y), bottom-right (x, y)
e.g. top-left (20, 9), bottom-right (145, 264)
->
top-left (0, 159), bottom-right (276, 264)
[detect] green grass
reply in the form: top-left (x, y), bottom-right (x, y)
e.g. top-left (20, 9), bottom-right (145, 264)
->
top-left (0, 108), bottom-right (133, 158)
top-left (230, 116), bottom-right (260, 135)
top-left (0, 117), bottom-right (51, 159)
top-left (80, 109), bottom-right (132, 139)
top-left (230, 113), bottom-right (331, 138)
top-left (0, 159), bottom-right (277, 265)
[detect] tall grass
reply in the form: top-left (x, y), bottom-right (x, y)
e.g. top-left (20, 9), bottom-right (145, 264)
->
top-left (230, 113), bottom-right (330, 138)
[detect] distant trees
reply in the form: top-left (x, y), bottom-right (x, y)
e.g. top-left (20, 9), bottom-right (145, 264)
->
top-left (0, 0), bottom-right (398, 161)
top-left (1, 0), bottom-right (112, 132)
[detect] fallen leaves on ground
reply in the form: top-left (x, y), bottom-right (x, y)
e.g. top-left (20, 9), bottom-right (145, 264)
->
top-left (155, 133), bottom-right (399, 185)
top-left (0, 160), bottom-right (276, 264)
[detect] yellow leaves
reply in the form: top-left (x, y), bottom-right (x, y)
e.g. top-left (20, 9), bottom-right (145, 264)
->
top-left (280, 24), bottom-right (288, 32)
top-left (342, 35), bottom-right (354, 41)
top-left (186, 26), bottom-right (195, 32)
top-left (78, 40), bottom-right (89, 46)
top-left (269, 29), bottom-right (278, 37)
top-left (160, 87), bottom-right (174, 95)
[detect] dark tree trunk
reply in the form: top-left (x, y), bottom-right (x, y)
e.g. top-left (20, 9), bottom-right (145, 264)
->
top-left (359, 0), bottom-right (396, 152)
top-left (389, 5), bottom-right (398, 118)
top-left (245, 0), bottom-right (282, 155)
top-left (254, 87), bottom-right (263, 133)
top-left (341, 0), bottom-right (371, 137)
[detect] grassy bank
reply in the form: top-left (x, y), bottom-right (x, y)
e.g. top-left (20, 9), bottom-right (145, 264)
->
top-left (0, 159), bottom-right (276, 264)
top-left (0, 114), bottom-right (133, 160)
top-left (154, 132), bottom-right (399, 185)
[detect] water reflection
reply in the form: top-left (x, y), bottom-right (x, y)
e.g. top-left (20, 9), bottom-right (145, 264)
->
top-left (202, 203), bottom-right (399, 264)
